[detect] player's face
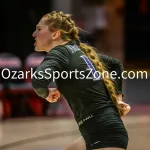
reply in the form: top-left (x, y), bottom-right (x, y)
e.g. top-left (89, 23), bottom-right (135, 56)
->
top-left (32, 18), bottom-right (53, 52)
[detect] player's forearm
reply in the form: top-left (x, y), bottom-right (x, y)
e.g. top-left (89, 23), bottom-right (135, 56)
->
top-left (32, 78), bottom-right (49, 99)
top-left (116, 94), bottom-right (123, 102)
top-left (31, 67), bottom-right (54, 99)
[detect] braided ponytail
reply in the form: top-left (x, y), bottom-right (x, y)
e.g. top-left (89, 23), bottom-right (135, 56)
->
top-left (79, 43), bottom-right (124, 116)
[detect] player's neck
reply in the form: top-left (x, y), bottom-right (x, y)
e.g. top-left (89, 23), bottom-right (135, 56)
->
top-left (46, 40), bottom-right (69, 52)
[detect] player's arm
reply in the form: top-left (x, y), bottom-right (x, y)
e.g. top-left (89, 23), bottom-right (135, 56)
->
top-left (97, 53), bottom-right (124, 99)
top-left (31, 47), bottom-right (69, 100)
top-left (97, 53), bottom-right (131, 115)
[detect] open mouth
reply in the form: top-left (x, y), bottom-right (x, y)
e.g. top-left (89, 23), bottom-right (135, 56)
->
top-left (34, 41), bottom-right (37, 46)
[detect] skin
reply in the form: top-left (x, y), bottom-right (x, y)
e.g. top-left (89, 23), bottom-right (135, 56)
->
top-left (32, 16), bottom-right (131, 150)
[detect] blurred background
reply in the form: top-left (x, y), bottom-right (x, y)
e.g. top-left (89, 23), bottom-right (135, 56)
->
top-left (0, 0), bottom-right (150, 150)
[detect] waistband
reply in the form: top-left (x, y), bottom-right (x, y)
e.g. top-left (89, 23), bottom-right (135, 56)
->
top-left (77, 106), bottom-right (120, 136)
top-left (77, 106), bottom-right (118, 126)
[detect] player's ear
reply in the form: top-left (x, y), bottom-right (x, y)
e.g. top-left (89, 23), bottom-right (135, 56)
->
top-left (52, 30), bottom-right (61, 40)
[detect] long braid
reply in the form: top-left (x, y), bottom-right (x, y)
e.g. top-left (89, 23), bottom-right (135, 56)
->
top-left (79, 43), bottom-right (124, 116)
top-left (43, 11), bottom-right (124, 116)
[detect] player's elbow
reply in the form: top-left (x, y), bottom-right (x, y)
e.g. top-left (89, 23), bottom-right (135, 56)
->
top-left (31, 76), bottom-right (49, 99)
top-left (114, 58), bottom-right (124, 70)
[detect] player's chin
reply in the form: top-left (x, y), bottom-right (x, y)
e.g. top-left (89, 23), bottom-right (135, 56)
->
top-left (34, 46), bottom-right (44, 52)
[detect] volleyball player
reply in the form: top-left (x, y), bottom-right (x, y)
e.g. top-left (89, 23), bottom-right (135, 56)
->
top-left (32, 11), bottom-right (130, 150)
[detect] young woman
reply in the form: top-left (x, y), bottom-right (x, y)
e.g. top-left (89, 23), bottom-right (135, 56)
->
top-left (32, 11), bottom-right (130, 150)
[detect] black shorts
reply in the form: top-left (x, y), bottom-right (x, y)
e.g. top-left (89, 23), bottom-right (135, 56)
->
top-left (78, 107), bottom-right (129, 150)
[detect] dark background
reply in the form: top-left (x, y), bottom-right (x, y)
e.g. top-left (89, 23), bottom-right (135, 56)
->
top-left (2, 0), bottom-right (51, 60)
top-left (125, 0), bottom-right (150, 63)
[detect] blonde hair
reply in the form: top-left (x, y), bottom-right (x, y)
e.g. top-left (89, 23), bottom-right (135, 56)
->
top-left (43, 11), bottom-right (124, 116)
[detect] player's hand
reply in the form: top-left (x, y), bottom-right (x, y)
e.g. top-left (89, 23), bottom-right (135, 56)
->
top-left (45, 88), bottom-right (60, 103)
top-left (118, 101), bottom-right (131, 116)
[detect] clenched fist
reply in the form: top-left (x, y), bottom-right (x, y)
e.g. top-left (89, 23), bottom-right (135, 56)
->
top-left (45, 88), bottom-right (60, 103)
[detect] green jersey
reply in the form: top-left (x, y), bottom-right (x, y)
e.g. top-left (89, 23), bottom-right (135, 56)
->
top-left (32, 41), bottom-right (124, 122)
